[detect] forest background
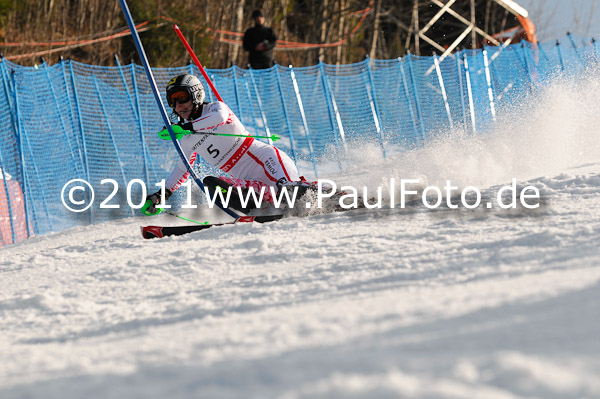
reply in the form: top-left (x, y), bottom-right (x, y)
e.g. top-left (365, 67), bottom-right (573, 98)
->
top-left (0, 0), bottom-right (597, 68)
top-left (0, 0), bottom-right (401, 68)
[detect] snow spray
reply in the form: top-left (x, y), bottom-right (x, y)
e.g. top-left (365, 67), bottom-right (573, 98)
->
top-left (332, 68), bottom-right (600, 198)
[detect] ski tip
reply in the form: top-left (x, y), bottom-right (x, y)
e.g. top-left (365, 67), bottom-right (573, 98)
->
top-left (237, 214), bottom-right (284, 223)
top-left (141, 226), bottom-right (164, 239)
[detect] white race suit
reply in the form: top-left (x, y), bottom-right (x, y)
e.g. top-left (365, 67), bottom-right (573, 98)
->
top-left (165, 101), bottom-right (299, 192)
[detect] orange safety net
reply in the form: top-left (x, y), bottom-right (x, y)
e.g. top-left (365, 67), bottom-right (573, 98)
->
top-left (1, 3), bottom-right (373, 60)
top-left (3, 21), bottom-right (157, 61)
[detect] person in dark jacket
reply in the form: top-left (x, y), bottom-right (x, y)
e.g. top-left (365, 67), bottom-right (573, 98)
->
top-left (243, 9), bottom-right (277, 69)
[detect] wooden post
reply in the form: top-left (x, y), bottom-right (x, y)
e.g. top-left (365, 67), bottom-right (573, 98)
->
top-left (471, 0), bottom-right (477, 49)
top-left (230, 0), bottom-right (246, 66)
top-left (413, 0), bottom-right (420, 55)
top-left (319, 0), bottom-right (329, 61)
top-left (370, 0), bottom-right (381, 59)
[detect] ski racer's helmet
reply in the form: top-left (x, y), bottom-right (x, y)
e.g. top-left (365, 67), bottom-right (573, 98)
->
top-left (166, 74), bottom-right (206, 108)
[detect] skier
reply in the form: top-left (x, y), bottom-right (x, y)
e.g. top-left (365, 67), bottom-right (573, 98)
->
top-left (141, 74), bottom-right (308, 216)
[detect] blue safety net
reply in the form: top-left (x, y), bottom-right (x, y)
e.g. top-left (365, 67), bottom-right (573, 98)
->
top-left (0, 36), bottom-right (598, 246)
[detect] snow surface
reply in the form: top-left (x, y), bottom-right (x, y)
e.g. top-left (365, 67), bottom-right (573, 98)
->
top-left (1, 74), bottom-right (600, 399)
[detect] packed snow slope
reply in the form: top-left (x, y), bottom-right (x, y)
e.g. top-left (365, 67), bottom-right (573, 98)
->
top-left (1, 74), bottom-right (600, 399)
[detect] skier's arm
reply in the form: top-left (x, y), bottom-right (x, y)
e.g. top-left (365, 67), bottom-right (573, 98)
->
top-left (165, 151), bottom-right (198, 193)
top-left (190, 102), bottom-right (233, 132)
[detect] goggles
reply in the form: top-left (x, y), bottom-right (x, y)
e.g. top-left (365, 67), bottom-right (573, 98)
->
top-left (168, 90), bottom-right (191, 107)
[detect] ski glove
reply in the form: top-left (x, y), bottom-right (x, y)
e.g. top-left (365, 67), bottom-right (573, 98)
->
top-left (180, 122), bottom-right (193, 131)
top-left (157, 123), bottom-right (196, 140)
top-left (141, 188), bottom-right (172, 216)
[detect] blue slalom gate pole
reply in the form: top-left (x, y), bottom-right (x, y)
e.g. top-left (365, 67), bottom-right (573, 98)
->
top-left (118, 0), bottom-right (238, 219)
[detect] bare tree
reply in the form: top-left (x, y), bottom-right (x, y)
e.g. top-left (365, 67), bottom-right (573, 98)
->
top-left (370, 0), bottom-right (381, 58)
top-left (3, 0), bottom-right (556, 68)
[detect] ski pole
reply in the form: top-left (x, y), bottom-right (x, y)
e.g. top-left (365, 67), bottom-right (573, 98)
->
top-left (165, 211), bottom-right (209, 225)
top-left (118, 0), bottom-right (239, 220)
top-left (157, 125), bottom-right (279, 141)
top-left (173, 24), bottom-right (223, 102)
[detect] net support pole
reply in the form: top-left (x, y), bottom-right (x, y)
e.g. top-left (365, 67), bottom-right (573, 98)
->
top-left (364, 57), bottom-right (387, 158)
top-left (433, 54), bottom-right (454, 129)
top-left (556, 40), bottom-right (566, 73)
top-left (318, 62), bottom-right (348, 166)
top-left (274, 66), bottom-right (298, 163)
top-left (406, 53), bottom-right (427, 143)
top-left (398, 58), bottom-right (420, 143)
top-left (462, 51), bottom-right (477, 134)
top-left (248, 69), bottom-right (273, 145)
top-left (231, 67), bottom-right (245, 123)
top-left (482, 49), bottom-right (496, 122)
top-left (289, 65), bottom-right (319, 179)
top-left (114, 55), bottom-right (150, 185)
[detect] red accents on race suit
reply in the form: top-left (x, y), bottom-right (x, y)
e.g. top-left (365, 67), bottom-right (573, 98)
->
top-left (274, 147), bottom-right (292, 182)
top-left (217, 176), bottom-right (275, 203)
top-left (220, 136), bottom-right (255, 172)
top-left (169, 152), bottom-right (197, 192)
top-left (192, 111), bottom-right (233, 131)
top-left (165, 101), bottom-right (300, 193)
top-left (245, 151), bottom-right (278, 182)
